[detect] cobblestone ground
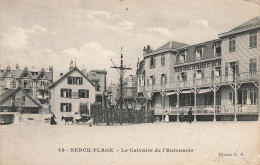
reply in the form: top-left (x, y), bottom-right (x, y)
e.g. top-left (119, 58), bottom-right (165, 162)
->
top-left (0, 121), bottom-right (259, 165)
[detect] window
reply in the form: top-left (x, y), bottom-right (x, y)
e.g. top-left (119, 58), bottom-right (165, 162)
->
top-left (68, 76), bottom-right (83, 85)
top-left (22, 96), bottom-right (25, 102)
top-left (149, 76), bottom-right (155, 85)
top-left (60, 103), bottom-right (72, 112)
top-left (214, 42), bottom-right (221, 56)
top-left (161, 55), bottom-right (165, 66)
top-left (229, 36), bottom-right (236, 52)
top-left (249, 58), bottom-right (257, 79)
top-left (78, 89), bottom-right (89, 98)
top-left (60, 88), bottom-right (72, 98)
top-left (242, 90), bottom-right (247, 105)
top-left (68, 77), bottom-right (73, 84)
top-left (179, 51), bottom-right (186, 63)
top-left (196, 70), bottom-right (202, 79)
top-left (214, 67), bottom-right (221, 77)
top-left (196, 47), bottom-right (203, 60)
top-left (249, 30), bottom-right (257, 48)
top-left (161, 74), bottom-right (166, 84)
top-left (76, 77), bottom-right (83, 85)
top-left (228, 91), bottom-right (235, 105)
top-left (249, 88), bottom-right (257, 105)
top-left (178, 72), bottom-right (187, 81)
top-left (150, 57), bottom-right (156, 69)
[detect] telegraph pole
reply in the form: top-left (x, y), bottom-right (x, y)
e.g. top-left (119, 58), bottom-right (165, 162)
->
top-left (111, 47), bottom-right (132, 125)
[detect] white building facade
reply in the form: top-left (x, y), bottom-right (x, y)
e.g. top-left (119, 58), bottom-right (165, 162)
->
top-left (49, 67), bottom-right (95, 117)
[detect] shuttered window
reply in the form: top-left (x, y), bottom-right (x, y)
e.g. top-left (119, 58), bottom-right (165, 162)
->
top-left (60, 88), bottom-right (72, 98)
top-left (60, 103), bottom-right (72, 112)
top-left (249, 58), bottom-right (257, 73)
top-left (249, 31), bottom-right (257, 48)
top-left (229, 36), bottom-right (236, 52)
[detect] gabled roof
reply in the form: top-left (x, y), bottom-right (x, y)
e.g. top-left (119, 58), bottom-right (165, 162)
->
top-left (154, 41), bottom-right (189, 52)
top-left (49, 67), bottom-right (95, 89)
top-left (230, 17), bottom-right (260, 32)
top-left (0, 87), bottom-right (42, 108)
top-left (1, 66), bottom-right (15, 78)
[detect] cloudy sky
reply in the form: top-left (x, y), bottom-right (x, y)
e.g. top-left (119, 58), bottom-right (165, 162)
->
top-left (1, 0), bottom-right (259, 83)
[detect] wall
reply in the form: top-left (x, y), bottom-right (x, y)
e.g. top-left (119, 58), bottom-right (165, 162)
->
top-left (221, 29), bottom-right (260, 74)
top-left (144, 52), bottom-right (176, 85)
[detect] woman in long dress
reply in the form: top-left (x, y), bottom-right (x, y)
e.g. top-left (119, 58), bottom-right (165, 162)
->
top-left (50, 112), bottom-right (57, 125)
top-left (165, 111), bottom-right (169, 123)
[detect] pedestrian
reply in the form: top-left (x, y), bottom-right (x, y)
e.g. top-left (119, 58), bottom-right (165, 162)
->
top-left (180, 110), bottom-right (184, 123)
top-left (188, 108), bottom-right (192, 124)
top-left (165, 111), bottom-right (169, 123)
top-left (50, 112), bottom-right (57, 125)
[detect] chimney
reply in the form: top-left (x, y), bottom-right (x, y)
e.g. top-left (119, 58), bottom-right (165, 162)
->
top-left (16, 64), bottom-right (19, 70)
top-left (147, 45), bottom-right (150, 51)
top-left (60, 73), bottom-right (63, 77)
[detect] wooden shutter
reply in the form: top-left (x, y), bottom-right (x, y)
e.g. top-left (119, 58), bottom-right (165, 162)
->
top-left (177, 73), bottom-right (180, 81)
top-left (60, 103), bottom-right (63, 112)
top-left (193, 71), bottom-right (196, 79)
top-left (87, 90), bottom-right (89, 98)
top-left (202, 69), bottom-right (204, 78)
top-left (153, 58), bottom-right (156, 68)
top-left (60, 89), bottom-right (63, 97)
top-left (69, 89), bottom-right (72, 97)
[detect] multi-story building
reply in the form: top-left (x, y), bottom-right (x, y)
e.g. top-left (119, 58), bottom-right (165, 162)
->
top-left (49, 66), bottom-right (95, 117)
top-left (137, 17), bottom-right (260, 121)
top-left (87, 70), bottom-right (107, 106)
top-left (121, 75), bottom-right (137, 109)
top-left (79, 62), bottom-right (107, 107)
top-left (0, 64), bottom-right (53, 105)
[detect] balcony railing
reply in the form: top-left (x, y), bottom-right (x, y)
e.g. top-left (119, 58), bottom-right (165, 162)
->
top-left (153, 105), bottom-right (259, 115)
top-left (145, 71), bottom-right (259, 92)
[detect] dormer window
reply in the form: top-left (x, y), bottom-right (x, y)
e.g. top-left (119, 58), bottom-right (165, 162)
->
top-left (196, 47), bottom-right (203, 60)
top-left (179, 50), bottom-right (186, 63)
top-left (214, 41), bottom-right (222, 56)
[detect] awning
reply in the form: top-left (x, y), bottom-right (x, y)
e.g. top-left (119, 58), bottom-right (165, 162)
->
top-left (181, 90), bottom-right (192, 94)
top-left (166, 91), bottom-right (176, 96)
top-left (198, 88), bottom-right (212, 94)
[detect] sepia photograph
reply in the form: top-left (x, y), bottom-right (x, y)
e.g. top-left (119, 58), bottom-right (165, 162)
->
top-left (0, 0), bottom-right (259, 165)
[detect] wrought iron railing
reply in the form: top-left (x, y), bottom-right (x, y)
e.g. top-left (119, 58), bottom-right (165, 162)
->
top-left (144, 70), bottom-right (259, 92)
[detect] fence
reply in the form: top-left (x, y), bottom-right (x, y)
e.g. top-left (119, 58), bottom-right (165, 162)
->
top-left (93, 109), bottom-right (154, 125)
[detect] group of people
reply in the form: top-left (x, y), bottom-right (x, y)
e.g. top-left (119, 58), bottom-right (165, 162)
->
top-left (165, 108), bottom-right (193, 124)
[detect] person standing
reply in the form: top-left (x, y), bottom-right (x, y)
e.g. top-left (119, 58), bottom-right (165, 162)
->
top-left (188, 108), bottom-right (192, 124)
top-left (180, 110), bottom-right (184, 123)
top-left (50, 112), bottom-right (57, 125)
top-left (165, 111), bottom-right (169, 123)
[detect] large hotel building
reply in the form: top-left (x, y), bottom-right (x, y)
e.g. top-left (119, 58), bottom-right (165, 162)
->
top-left (136, 17), bottom-right (260, 121)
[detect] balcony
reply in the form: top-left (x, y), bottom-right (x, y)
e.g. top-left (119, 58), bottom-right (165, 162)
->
top-left (145, 71), bottom-right (259, 92)
top-left (153, 105), bottom-right (258, 115)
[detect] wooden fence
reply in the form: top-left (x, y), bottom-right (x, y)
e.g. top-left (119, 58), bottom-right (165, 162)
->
top-left (93, 109), bottom-right (154, 125)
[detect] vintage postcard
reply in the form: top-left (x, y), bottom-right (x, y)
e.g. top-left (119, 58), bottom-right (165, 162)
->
top-left (0, 0), bottom-right (259, 165)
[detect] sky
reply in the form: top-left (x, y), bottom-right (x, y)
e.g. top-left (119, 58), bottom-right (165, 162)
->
top-left (1, 0), bottom-right (259, 84)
